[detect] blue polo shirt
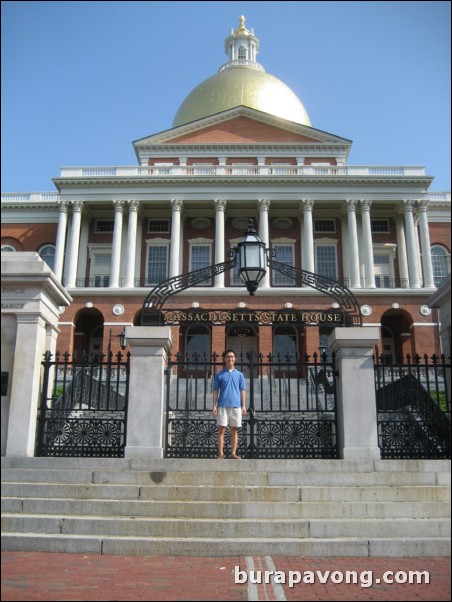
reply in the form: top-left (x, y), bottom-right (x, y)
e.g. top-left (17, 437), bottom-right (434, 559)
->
top-left (213, 368), bottom-right (246, 408)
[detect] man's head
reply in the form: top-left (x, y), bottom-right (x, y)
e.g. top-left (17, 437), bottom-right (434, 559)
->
top-left (224, 349), bottom-right (236, 369)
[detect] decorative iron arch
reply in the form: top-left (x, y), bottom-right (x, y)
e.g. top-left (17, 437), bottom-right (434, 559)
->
top-left (141, 253), bottom-right (362, 326)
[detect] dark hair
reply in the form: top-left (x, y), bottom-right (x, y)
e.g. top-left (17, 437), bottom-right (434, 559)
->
top-left (224, 349), bottom-right (236, 358)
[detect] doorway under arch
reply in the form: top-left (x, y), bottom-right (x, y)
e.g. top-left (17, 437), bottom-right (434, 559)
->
top-left (380, 309), bottom-right (413, 360)
top-left (73, 309), bottom-right (104, 358)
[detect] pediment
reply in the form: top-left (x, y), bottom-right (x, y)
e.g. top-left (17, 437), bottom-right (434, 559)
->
top-left (133, 107), bottom-right (351, 149)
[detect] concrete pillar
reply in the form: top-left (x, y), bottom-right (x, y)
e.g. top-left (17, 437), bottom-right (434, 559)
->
top-left (1, 253), bottom-right (72, 457)
top-left (124, 326), bottom-right (172, 458)
top-left (302, 199), bottom-right (315, 273)
top-left (395, 216), bottom-right (409, 287)
top-left (328, 326), bottom-right (381, 459)
top-left (360, 200), bottom-right (376, 288)
top-left (66, 201), bottom-right (83, 288)
top-left (402, 200), bottom-right (421, 288)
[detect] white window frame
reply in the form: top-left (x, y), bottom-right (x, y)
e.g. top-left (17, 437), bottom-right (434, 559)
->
top-left (88, 244), bottom-right (112, 287)
top-left (372, 245), bottom-right (396, 288)
top-left (271, 239), bottom-right (296, 286)
top-left (314, 239), bottom-right (338, 279)
top-left (145, 238), bottom-right (170, 286)
top-left (189, 238), bottom-right (213, 285)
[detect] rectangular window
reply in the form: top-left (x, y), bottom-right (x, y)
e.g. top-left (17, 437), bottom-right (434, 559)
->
top-left (92, 253), bottom-right (111, 287)
top-left (190, 245), bottom-right (211, 285)
top-left (314, 219), bottom-right (336, 233)
top-left (147, 245), bottom-right (168, 285)
top-left (374, 254), bottom-right (391, 288)
top-left (148, 219), bottom-right (170, 233)
top-left (315, 246), bottom-right (337, 279)
top-left (371, 219), bottom-right (390, 233)
top-left (273, 245), bottom-right (294, 286)
top-left (94, 220), bottom-right (114, 233)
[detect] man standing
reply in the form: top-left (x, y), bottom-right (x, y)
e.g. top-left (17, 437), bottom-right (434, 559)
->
top-left (212, 350), bottom-right (246, 459)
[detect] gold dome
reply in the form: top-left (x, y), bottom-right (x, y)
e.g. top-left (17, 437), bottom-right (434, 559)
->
top-left (172, 65), bottom-right (312, 128)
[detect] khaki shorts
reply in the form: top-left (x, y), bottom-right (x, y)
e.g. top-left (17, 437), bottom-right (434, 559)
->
top-left (216, 407), bottom-right (242, 428)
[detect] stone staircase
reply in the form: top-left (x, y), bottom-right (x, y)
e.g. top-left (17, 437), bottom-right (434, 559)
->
top-left (1, 457), bottom-right (450, 557)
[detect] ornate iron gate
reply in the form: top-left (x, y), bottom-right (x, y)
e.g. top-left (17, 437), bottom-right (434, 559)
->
top-left (374, 353), bottom-right (451, 459)
top-left (36, 351), bottom-right (130, 457)
top-left (165, 351), bottom-right (338, 459)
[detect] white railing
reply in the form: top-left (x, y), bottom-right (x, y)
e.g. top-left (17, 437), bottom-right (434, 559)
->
top-left (55, 165), bottom-right (428, 178)
top-left (1, 192), bottom-right (59, 203)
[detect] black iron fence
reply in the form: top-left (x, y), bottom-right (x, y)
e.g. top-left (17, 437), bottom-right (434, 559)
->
top-left (165, 351), bottom-right (338, 459)
top-left (374, 353), bottom-right (451, 459)
top-left (36, 351), bottom-right (130, 457)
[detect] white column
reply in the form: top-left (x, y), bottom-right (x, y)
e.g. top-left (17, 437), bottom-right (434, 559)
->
top-left (302, 199), bottom-right (315, 273)
top-left (258, 199), bottom-right (270, 288)
top-left (395, 216), bottom-right (409, 287)
top-left (109, 200), bottom-right (124, 288)
top-left (76, 217), bottom-right (89, 284)
top-left (66, 201), bottom-right (83, 288)
top-left (341, 217), bottom-right (350, 286)
top-left (214, 199), bottom-right (227, 287)
top-left (125, 201), bottom-right (140, 288)
top-left (170, 199), bottom-right (183, 278)
top-left (346, 200), bottom-right (361, 288)
top-left (360, 200), bottom-right (376, 288)
top-left (417, 200), bottom-right (435, 288)
top-left (402, 200), bottom-right (421, 288)
top-left (53, 201), bottom-right (69, 282)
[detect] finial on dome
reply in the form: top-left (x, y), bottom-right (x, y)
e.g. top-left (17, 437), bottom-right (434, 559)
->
top-left (235, 15), bottom-right (250, 35)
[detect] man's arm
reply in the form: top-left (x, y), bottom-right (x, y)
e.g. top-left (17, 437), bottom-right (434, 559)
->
top-left (212, 389), bottom-right (218, 415)
top-left (241, 389), bottom-right (246, 415)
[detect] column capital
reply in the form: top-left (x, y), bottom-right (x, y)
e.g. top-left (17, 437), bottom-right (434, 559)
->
top-left (402, 199), bottom-right (415, 212)
top-left (71, 200), bottom-right (84, 213)
top-left (214, 198), bottom-right (227, 211)
top-left (258, 198), bottom-right (271, 211)
top-left (57, 200), bottom-right (70, 212)
top-left (346, 199), bottom-right (358, 211)
top-left (127, 200), bottom-right (140, 213)
top-left (170, 199), bottom-right (183, 212)
top-left (416, 199), bottom-right (429, 212)
top-left (113, 199), bottom-right (126, 211)
top-left (301, 199), bottom-right (314, 210)
top-left (360, 199), bottom-right (372, 211)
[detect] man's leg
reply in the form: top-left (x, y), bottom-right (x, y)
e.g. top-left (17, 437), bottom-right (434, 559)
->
top-left (230, 426), bottom-right (238, 456)
top-left (218, 426), bottom-right (226, 457)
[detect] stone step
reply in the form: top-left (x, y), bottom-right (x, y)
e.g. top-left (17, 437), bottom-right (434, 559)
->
top-left (2, 457), bottom-right (450, 474)
top-left (2, 532), bottom-right (450, 557)
top-left (2, 498), bottom-right (450, 520)
top-left (2, 481), bottom-right (450, 503)
top-left (2, 467), bottom-right (449, 487)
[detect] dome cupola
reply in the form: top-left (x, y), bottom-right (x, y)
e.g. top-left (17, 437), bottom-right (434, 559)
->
top-left (172, 17), bottom-right (312, 128)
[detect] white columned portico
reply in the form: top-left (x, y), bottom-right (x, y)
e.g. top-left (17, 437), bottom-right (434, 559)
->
top-left (53, 201), bottom-right (69, 282)
top-left (360, 200), bottom-right (376, 288)
top-left (395, 216), bottom-right (409, 287)
top-left (66, 201), bottom-right (83, 288)
top-left (214, 199), bottom-right (227, 287)
top-left (109, 200), bottom-right (125, 288)
top-left (125, 200), bottom-right (140, 288)
top-left (302, 199), bottom-right (315, 274)
top-left (402, 200), bottom-right (421, 288)
top-left (258, 199), bottom-right (270, 288)
top-left (346, 200), bottom-right (361, 288)
top-left (417, 200), bottom-right (435, 289)
top-left (170, 199), bottom-right (183, 278)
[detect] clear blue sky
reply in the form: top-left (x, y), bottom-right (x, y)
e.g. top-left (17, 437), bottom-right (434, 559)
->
top-left (1, 1), bottom-right (450, 192)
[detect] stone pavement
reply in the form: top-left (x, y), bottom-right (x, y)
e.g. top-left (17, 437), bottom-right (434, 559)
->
top-left (1, 553), bottom-right (450, 601)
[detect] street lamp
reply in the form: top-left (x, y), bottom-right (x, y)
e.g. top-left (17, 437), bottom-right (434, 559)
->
top-left (237, 219), bottom-right (267, 295)
top-left (108, 328), bottom-right (128, 352)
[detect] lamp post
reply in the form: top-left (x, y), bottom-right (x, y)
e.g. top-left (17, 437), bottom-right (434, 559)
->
top-left (237, 219), bottom-right (268, 295)
top-left (108, 328), bottom-right (128, 353)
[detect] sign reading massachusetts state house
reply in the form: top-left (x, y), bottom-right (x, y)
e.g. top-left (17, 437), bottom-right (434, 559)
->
top-left (161, 309), bottom-right (345, 326)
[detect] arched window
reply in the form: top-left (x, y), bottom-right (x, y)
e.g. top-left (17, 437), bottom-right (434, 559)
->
top-left (39, 244), bottom-right (56, 271)
top-left (273, 326), bottom-right (298, 358)
top-left (431, 245), bottom-right (450, 287)
top-left (1, 245), bottom-right (16, 252)
top-left (186, 325), bottom-right (211, 362)
top-left (238, 45), bottom-right (247, 60)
